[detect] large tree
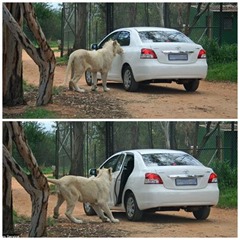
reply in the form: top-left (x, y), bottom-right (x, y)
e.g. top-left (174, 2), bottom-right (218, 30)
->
top-left (3, 122), bottom-right (49, 237)
top-left (3, 3), bottom-right (56, 106)
top-left (3, 3), bottom-right (24, 106)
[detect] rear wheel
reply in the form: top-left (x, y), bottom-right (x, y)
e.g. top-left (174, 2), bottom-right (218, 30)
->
top-left (125, 192), bottom-right (143, 221)
top-left (123, 66), bottom-right (139, 92)
top-left (85, 71), bottom-right (92, 86)
top-left (193, 206), bottom-right (210, 220)
top-left (83, 202), bottom-right (96, 216)
top-left (183, 80), bottom-right (199, 92)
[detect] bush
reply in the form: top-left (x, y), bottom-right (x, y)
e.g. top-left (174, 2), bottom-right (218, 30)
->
top-left (200, 38), bottom-right (237, 65)
top-left (210, 160), bottom-right (237, 189)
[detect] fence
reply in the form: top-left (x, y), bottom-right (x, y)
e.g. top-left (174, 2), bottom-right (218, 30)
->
top-left (60, 2), bottom-right (237, 56)
top-left (55, 122), bottom-right (237, 178)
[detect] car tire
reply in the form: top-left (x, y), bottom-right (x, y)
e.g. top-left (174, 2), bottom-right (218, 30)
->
top-left (125, 192), bottom-right (143, 221)
top-left (83, 202), bottom-right (96, 216)
top-left (183, 80), bottom-right (199, 92)
top-left (123, 66), bottom-right (139, 92)
top-left (193, 206), bottom-right (210, 220)
top-left (85, 71), bottom-right (92, 86)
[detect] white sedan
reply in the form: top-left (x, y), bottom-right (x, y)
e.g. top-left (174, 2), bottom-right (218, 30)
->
top-left (84, 149), bottom-right (219, 221)
top-left (86, 27), bottom-right (208, 92)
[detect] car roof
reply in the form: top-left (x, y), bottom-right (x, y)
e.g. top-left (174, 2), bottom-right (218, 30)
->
top-left (122, 149), bottom-right (187, 155)
top-left (114, 26), bottom-right (179, 32)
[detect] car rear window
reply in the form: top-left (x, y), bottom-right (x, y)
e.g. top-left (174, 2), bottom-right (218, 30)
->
top-left (138, 31), bottom-right (193, 43)
top-left (142, 153), bottom-right (202, 167)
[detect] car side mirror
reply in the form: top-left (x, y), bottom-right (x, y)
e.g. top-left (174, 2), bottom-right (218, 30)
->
top-left (91, 44), bottom-right (98, 50)
top-left (89, 168), bottom-right (97, 176)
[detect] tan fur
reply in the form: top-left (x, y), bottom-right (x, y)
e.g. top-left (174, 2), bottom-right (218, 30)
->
top-left (47, 168), bottom-right (119, 223)
top-left (64, 40), bottom-right (123, 92)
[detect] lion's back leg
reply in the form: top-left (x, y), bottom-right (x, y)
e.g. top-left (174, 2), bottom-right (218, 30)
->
top-left (99, 202), bottom-right (119, 223)
top-left (69, 57), bottom-right (85, 93)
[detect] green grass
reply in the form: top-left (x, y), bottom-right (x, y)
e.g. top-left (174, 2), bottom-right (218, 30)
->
top-left (206, 61), bottom-right (237, 82)
top-left (56, 55), bottom-right (68, 65)
top-left (217, 187), bottom-right (237, 208)
top-left (22, 108), bottom-right (57, 118)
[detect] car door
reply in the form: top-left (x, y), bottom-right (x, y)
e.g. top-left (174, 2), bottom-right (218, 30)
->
top-left (101, 153), bottom-right (125, 206)
top-left (113, 154), bottom-right (135, 205)
top-left (98, 31), bottom-right (130, 81)
top-left (107, 31), bottom-right (130, 80)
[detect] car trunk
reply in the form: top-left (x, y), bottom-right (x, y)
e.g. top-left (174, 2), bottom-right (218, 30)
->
top-left (156, 165), bottom-right (211, 190)
top-left (151, 43), bottom-right (202, 64)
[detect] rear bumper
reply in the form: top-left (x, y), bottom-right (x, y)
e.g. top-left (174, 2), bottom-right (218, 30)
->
top-left (134, 184), bottom-right (219, 210)
top-left (132, 59), bottom-right (208, 82)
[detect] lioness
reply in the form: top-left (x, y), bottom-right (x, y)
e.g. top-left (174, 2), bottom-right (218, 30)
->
top-left (47, 168), bottom-right (119, 223)
top-left (64, 40), bottom-right (123, 92)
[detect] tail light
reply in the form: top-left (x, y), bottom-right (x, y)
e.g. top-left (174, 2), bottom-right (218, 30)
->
top-left (198, 49), bottom-right (207, 59)
top-left (141, 48), bottom-right (157, 59)
top-left (145, 173), bottom-right (163, 184)
top-left (208, 173), bottom-right (218, 183)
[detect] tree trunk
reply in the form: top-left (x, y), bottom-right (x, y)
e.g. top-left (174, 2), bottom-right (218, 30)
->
top-left (2, 123), bottom-right (14, 236)
top-left (3, 3), bottom-right (56, 106)
top-left (70, 122), bottom-right (85, 176)
top-left (3, 122), bottom-right (49, 237)
top-left (3, 3), bottom-right (24, 106)
top-left (129, 3), bottom-right (137, 26)
top-left (155, 3), bottom-right (164, 27)
top-left (73, 3), bottom-right (87, 50)
top-left (196, 122), bottom-right (221, 158)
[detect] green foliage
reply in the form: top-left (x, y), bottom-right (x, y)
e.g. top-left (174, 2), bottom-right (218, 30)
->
top-left (24, 3), bottom-right (61, 41)
top-left (206, 61), bottom-right (237, 82)
top-left (210, 160), bottom-right (237, 208)
top-left (200, 38), bottom-right (237, 65)
top-left (56, 55), bottom-right (69, 65)
top-left (12, 122), bottom-right (56, 168)
top-left (210, 160), bottom-right (237, 189)
top-left (23, 80), bottom-right (36, 92)
top-left (200, 39), bottom-right (237, 82)
top-left (217, 187), bottom-right (237, 208)
top-left (13, 210), bottom-right (30, 224)
top-left (22, 108), bottom-right (57, 119)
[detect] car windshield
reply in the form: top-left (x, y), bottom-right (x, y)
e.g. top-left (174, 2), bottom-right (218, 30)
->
top-left (142, 153), bottom-right (202, 167)
top-left (138, 31), bottom-right (193, 43)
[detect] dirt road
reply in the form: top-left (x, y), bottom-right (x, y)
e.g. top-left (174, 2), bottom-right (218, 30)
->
top-left (3, 50), bottom-right (237, 119)
top-left (12, 178), bottom-right (237, 237)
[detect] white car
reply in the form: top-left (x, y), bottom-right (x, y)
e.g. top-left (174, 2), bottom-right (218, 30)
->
top-left (84, 149), bottom-right (219, 221)
top-left (85, 27), bottom-right (208, 92)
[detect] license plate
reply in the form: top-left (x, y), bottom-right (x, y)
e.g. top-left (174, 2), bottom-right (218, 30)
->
top-left (168, 53), bottom-right (188, 61)
top-left (175, 178), bottom-right (197, 186)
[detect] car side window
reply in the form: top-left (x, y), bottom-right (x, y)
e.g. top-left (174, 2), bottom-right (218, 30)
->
top-left (117, 31), bottom-right (130, 46)
top-left (99, 32), bottom-right (120, 48)
top-left (102, 154), bottom-right (124, 172)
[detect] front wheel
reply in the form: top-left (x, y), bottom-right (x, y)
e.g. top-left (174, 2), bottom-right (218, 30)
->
top-left (193, 206), bottom-right (210, 220)
top-left (122, 66), bottom-right (139, 92)
top-left (183, 80), bottom-right (199, 92)
top-left (125, 192), bottom-right (143, 221)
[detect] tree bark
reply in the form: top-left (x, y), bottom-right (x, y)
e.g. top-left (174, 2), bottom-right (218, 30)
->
top-left (3, 3), bottom-right (24, 106)
top-left (2, 123), bottom-right (14, 236)
top-left (3, 122), bottom-right (49, 237)
top-left (73, 3), bottom-right (87, 50)
top-left (3, 3), bottom-right (56, 106)
top-left (70, 122), bottom-right (85, 175)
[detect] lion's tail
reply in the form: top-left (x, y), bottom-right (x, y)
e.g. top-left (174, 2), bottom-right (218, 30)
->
top-left (63, 54), bottom-right (73, 85)
top-left (47, 178), bottom-right (60, 185)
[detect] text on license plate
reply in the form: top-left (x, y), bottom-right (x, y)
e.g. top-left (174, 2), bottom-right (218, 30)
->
top-left (175, 178), bottom-right (197, 186)
top-left (168, 53), bottom-right (188, 61)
